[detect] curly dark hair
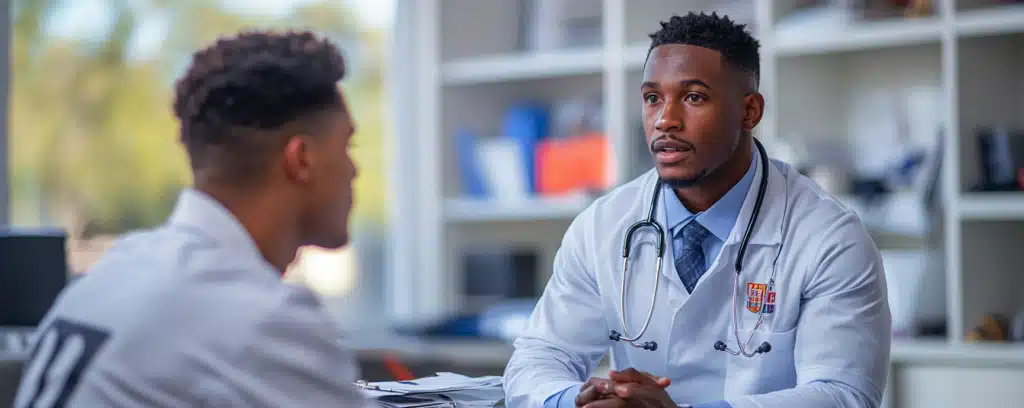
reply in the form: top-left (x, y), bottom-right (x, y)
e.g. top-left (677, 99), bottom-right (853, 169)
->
top-left (647, 12), bottom-right (760, 80)
top-left (173, 29), bottom-right (347, 182)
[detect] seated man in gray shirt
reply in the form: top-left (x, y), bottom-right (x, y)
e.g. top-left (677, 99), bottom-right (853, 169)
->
top-left (14, 30), bottom-right (369, 407)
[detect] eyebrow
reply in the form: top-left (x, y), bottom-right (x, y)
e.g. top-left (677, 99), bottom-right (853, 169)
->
top-left (641, 79), bottom-right (713, 90)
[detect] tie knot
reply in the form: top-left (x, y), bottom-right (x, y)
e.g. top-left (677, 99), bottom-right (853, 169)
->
top-left (680, 220), bottom-right (710, 245)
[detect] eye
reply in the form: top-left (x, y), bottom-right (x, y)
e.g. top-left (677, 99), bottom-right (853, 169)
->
top-left (684, 93), bottom-right (706, 103)
top-left (644, 94), bottom-right (660, 104)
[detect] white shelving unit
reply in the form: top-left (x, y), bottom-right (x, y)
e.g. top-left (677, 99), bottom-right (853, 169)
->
top-left (390, 0), bottom-right (1024, 406)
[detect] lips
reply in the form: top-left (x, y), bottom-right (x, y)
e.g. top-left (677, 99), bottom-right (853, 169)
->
top-left (651, 137), bottom-right (692, 165)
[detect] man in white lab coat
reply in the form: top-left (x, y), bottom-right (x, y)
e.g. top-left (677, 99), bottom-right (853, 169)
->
top-left (503, 12), bottom-right (891, 408)
top-left (14, 30), bottom-right (370, 407)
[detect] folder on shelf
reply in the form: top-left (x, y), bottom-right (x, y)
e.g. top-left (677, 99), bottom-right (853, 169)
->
top-left (455, 129), bottom-right (489, 199)
top-left (502, 102), bottom-right (549, 194)
top-left (535, 133), bottom-right (610, 195)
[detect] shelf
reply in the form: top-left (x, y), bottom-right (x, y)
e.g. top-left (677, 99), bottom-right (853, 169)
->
top-left (891, 338), bottom-right (1024, 366)
top-left (955, 33), bottom-right (1024, 193)
top-left (405, 7), bottom-right (1024, 402)
top-left (443, 195), bottom-right (593, 223)
top-left (774, 18), bottom-right (942, 57)
top-left (956, 4), bottom-right (1024, 38)
top-left (834, 192), bottom-right (930, 238)
top-left (440, 48), bottom-right (604, 85)
top-left (959, 192), bottom-right (1024, 220)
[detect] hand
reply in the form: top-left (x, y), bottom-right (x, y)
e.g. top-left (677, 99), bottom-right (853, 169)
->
top-left (604, 368), bottom-right (675, 408)
top-left (608, 368), bottom-right (671, 389)
top-left (607, 381), bottom-right (677, 408)
top-left (575, 369), bottom-right (673, 408)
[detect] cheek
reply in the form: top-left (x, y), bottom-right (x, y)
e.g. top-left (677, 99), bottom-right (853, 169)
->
top-left (684, 110), bottom-right (716, 138)
top-left (642, 107), bottom-right (658, 138)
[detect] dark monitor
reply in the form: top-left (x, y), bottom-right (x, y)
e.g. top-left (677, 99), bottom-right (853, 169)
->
top-left (0, 228), bottom-right (70, 326)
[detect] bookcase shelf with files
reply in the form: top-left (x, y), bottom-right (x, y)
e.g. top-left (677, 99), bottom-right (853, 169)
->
top-left (389, 0), bottom-right (1024, 407)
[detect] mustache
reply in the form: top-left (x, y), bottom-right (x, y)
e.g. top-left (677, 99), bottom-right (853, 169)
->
top-left (649, 135), bottom-right (695, 152)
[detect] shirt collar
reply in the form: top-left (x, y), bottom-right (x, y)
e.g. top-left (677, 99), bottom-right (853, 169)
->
top-left (664, 153), bottom-right (757, 242)
top-left (166, 188), bottom-right (264, 260)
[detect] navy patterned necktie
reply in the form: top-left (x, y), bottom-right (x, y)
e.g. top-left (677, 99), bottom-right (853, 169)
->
top-left (674, 220), bottom-right (711, 293)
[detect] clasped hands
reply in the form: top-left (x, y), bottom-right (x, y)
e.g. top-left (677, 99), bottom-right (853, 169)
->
top-left (574, 368), bottom-right (678, 408)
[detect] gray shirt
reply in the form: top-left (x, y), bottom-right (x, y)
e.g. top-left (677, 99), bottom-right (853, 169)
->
top-left (14, 189), bottom-right (370, 407)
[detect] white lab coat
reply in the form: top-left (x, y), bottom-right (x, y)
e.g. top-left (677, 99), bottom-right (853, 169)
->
top-left (503, 154), bottom-right (891, 408)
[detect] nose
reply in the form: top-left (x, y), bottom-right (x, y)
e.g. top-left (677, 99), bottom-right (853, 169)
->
top-left (654, 101), bottom-right (683, 133)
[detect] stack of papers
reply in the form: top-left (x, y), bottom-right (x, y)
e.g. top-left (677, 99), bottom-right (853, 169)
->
top-left (355, 372), bottom-right (504, 408)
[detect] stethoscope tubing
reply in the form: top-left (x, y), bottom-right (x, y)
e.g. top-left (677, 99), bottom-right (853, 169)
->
top-left (612, 137), bottom-right (778, 356)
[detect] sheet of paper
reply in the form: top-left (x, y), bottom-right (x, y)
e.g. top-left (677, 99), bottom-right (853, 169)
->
top-left (356, 372), bottom-right (504, 407)
top-left (365, 373), bottom-right (502, 394)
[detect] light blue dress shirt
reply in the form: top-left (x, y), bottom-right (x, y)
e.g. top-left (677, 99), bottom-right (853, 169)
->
top-left (543, 155), bottom-right (756, 408)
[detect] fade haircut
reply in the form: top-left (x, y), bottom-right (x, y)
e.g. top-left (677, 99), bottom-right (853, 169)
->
top-left (173, 30), bottom-right (347, 183)
top-left (647, 12), bottom-right (761, 83)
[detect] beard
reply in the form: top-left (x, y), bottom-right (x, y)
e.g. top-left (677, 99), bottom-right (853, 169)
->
top-left (658, 168), bottom-right (709, 188)
top-left (651, 133), bottom-right (745, 189)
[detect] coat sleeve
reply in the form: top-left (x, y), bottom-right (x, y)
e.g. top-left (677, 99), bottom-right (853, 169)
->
top-left (502, 209), bottom-right (612, 408)
top-left (723, 212), bottom-right (892, 408)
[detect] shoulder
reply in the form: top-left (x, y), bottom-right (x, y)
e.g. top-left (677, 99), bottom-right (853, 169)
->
top-left (233, 284), bottom-right (348, 359)
top-left (778, 160), bottom-right (868, 242)
top-left (91, 222), bottom-right (279, 283)
top-left (228, 284), bottom-right (360, 382)
top-left (199, 285), bottom-right (365, 406)
top-left (251, 284), bottom-right (335, 333)
top-left (775, 161), bottom-right (881, 281)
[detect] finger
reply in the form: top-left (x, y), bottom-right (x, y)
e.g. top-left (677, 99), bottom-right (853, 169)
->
top-left (576, 385), bottom-right (601, 406)
top-left (609, 368), bottom-right (669, 387)
top-left (611, 382), bottom-right (641, 399)
top-left (608, 368), bottom-right (650, 383)
top-left (613, 382), bottom-right (668, 400)
top-left (576, 380), bottom-right (613, 405)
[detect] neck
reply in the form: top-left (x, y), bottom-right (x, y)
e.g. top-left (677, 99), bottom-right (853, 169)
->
top-left (674, 137), bottom-right (753, 213)
top-left (196, 182), bottom-right (300, 274)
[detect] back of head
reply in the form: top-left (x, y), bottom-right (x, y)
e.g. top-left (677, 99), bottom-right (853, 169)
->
top-left (172, 30), bottom-right (359, 251)
top-left (173, 30), bottom-right (348, 186)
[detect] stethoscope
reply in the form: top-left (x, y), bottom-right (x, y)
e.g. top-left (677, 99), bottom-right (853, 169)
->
top-left (608, 137), bottom-right (783, 357)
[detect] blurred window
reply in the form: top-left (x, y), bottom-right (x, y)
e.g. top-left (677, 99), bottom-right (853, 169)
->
top-left (7, 0), bottom-right (393, 321)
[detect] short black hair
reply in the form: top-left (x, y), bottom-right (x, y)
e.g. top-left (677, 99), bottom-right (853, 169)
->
top-left (647, 12), bottom-right (760, 80)
top-left (173, 29), bottom-right (347, 182)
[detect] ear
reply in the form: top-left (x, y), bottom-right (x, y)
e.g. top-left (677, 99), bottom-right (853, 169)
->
top-left (281, 135), bottom-right (313, 184)
top-left (742, 92), bottom-right (765, 133)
